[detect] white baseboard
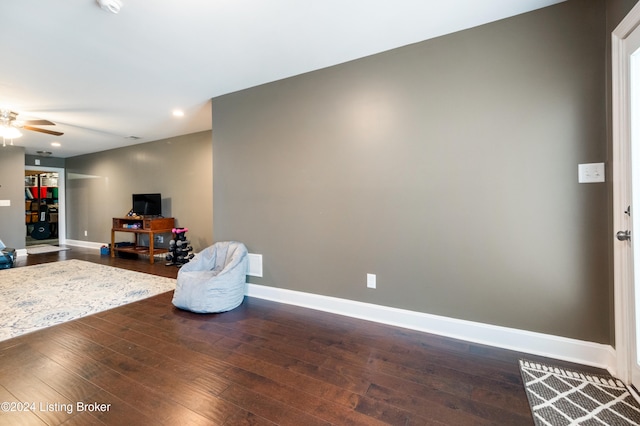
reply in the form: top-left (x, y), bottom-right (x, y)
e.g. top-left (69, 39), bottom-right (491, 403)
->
top-left (30, 245), bottom-right (614, 372)
top-left (64, 240), bottom-right (167, 258)
top-left (246, 283), bottom-right (617, 374)
top-left (64, 240), bottom-right (105, 250)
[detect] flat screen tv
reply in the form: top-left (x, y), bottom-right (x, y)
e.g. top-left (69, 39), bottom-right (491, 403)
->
top-left (132, 193), bottom-right (162, 216)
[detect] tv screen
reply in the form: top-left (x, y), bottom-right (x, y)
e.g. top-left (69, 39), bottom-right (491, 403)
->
top-left (132, 193), bottom-right (162, 216)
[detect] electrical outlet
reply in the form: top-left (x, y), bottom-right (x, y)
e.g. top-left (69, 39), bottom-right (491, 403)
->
top-left (155, 235), bottom-right (164, 244)
top-left (367, 273), bottom-right (376, 289)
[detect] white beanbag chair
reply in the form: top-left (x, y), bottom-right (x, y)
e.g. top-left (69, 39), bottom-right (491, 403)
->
top-left (172, 241), bottom-right (248, 313)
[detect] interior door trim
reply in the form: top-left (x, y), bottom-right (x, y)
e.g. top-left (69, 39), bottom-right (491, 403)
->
top-left (612, 2), bottom-right (640, 384)
top-left (25, 165), bottom-right (66, 246)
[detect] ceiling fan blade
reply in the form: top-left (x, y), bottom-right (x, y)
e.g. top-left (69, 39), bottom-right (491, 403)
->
top-left (23, 125), bottom-right (63, 136)
top-left (22, 119), bottom-right (55, 126)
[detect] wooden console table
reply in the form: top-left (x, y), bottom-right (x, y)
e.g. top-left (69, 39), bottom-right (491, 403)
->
top-left (111, 217), bottom-right (175, 264)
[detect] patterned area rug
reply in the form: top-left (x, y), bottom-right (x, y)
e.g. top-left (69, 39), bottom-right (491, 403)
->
top-left (0, 259), bottom-right (175, 341)
top-left (26, 244), bottom-right (70, 254)
top-left (520, 359), bottom-right (640, 425)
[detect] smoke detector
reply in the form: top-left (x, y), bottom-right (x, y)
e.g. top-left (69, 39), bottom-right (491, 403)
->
top-left (96, 0), bottom-right (122, 14)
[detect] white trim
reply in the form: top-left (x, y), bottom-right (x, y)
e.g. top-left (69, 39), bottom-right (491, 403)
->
top-left (614, 3), bottom-right (640, 39)
top-left (66, 240), bottom-right (166, 258)
top-left (25, 165), bottom-right (66, 245)
top-left (612, 2), bottom-right (640, 385)
top-left (246, 284), bottom-right (617, 373)
top-left (64, 239), bottom-right (105, 250)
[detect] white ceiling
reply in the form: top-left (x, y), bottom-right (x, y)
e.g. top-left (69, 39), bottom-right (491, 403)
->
top-left (1, 0), bottom-right (564, 158)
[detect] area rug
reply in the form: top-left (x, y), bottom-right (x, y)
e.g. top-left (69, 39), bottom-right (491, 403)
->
top-left (520, 359), bottom-right (640, 425)
top-left (0, 259), bottom-right (175, 342)
top-left (26, 244), bottom-right (70, 255)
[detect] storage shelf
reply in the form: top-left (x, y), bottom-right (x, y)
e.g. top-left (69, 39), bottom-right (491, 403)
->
top-left (112, 245), bottom-right (169, 254)
top-left (111, 217), bottom-right (175, 264)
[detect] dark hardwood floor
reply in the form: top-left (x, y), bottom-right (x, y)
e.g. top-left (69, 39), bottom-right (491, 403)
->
top-left (1, 247), bottom-right (609, 425)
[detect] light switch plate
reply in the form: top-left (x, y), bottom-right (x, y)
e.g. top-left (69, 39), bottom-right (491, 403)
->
top-left (578, 163), bottom-right (605, 183)
top-left (0, 200), bottom-right (10, 207)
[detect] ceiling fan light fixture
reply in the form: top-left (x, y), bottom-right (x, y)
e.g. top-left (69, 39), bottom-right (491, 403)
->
top-left (0, 126), bottom-right (22, 139)
top-left (96, 0), bottom-right (122, 14)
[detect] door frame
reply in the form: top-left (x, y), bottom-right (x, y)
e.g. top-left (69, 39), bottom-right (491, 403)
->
top-left (612, 2), bottom-right (640, 384)
top-left (25, 165), bottom-right (66, 245)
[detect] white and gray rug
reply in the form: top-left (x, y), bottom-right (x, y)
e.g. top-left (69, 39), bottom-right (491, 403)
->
top-left (0, 259), bottom-right (175, 341)
top-left (26, 244), bottom-right (70, 255)
top-left (520, 359), bottom-right (640, 425)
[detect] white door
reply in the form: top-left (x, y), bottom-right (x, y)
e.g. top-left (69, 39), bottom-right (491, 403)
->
top-left (630, 32), bottom-right (640, 388)
top-left (613, 3), bottom-right (640, 389)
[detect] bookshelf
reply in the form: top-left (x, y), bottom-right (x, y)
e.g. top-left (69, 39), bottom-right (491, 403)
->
top-left (25, 172), bottom-right (58, 237)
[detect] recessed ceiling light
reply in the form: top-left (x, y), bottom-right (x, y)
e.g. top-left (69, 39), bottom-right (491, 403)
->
top-left (172, 110), bottom-right (185, 117)
top-left (51, 142), bottom-right (61, 147)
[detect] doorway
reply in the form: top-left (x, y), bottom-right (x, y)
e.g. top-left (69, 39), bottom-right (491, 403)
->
top-left (24, 166), bottom-right (66, 247)
top-left (612, 2), bottom-right (640, 388)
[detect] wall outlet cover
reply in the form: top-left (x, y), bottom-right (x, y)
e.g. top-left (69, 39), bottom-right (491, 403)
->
top-left (367, 273), bottom-right (376, 289)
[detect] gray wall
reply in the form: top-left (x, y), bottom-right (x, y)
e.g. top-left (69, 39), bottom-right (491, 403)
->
top-left (65, 131), bottom-right (213, 251)
top-left (0, 146), bottom-right (26, 249)
top-left (212, 0), bottom-right (611, 343)
top-left (25, 155), bottom-right (65, 169)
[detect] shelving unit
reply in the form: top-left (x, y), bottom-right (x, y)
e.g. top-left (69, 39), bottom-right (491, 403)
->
top-left (111, 217), bottom-right (175, 264)
top-left (25, 172), bottom-right (59, 238)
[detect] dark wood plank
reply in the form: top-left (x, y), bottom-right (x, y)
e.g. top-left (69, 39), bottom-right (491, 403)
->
top-left (0, 384), bottom-right (48, 425)
top-left (1, 247), bottom-right (613, 425)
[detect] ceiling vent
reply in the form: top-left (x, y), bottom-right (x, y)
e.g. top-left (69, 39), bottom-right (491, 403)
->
top-left (96, 0), bottom-right (122, 14)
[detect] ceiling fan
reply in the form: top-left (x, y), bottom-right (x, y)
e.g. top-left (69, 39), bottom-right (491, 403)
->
top-left (0, 109), bottom-right (63, 137)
